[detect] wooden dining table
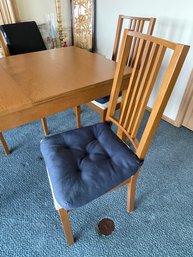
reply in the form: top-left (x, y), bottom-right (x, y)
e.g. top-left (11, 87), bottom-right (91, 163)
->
top-left (0, 46), bottom-right (131, 147)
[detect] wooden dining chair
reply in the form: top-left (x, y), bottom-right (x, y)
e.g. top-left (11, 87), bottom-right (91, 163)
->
top-left (85, 15), bottom-right (156, 122)
top-left (0, 21), bottom-right (80, 155)
top-left (40, 30), bottom-right (189, 245)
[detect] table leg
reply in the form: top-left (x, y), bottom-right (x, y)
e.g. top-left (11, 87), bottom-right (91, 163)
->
top-left (41, 117), bottom-right (49, 136)
top-left (74, 106), bottom-right (81, 128)
top-left (0, 132), bottom-right (10, 155)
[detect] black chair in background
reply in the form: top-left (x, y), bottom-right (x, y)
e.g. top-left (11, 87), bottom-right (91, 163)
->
top-left (0, 21), bottom-right (47, 55)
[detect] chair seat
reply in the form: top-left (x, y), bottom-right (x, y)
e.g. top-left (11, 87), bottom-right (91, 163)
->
top-left (40, 123), bottom-right (141, 210)
top-left (92, 96), bottom-right (122, 110)
top-left (95, 95), bottom-right (111, 104)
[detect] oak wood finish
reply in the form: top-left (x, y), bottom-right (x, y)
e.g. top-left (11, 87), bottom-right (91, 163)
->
top-left (41, 117), bottom-right (49, 136)
top-left (0, 34), bottom-right (12, 152)
top-left (47, 34), bottom-right (189, 245)
top-left (103, 31), bottom-right (189, 238)
top-left (0, 132), bottom-right (9, 155)
top-left (127, 170), bottom-right (140, 212)
top-left (58, 209), bottom-right (74, 245)
top-left (87, 15), bottom-right (156, 122)
top-left (107, 30), bottom-right (189, 160)
top-left (112, 15), bottom-right (156, 62)
top-left (0, 46), bottom-right (131, 142)
top-left (0, 31), bottom-right (49, 153)
top-left (74, 106), bottom-right (81, 128)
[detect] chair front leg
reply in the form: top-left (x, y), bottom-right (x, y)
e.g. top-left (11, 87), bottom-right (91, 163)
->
top-left (58, 208), bottom-right (74, 245)
top-left (0, 132), bottom-right (10, 155)
top-left (127, 169), bottom-right (140, 212)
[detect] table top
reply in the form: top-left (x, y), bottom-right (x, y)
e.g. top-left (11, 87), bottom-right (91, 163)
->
top-left (0, 46), bottom-right (131, 131)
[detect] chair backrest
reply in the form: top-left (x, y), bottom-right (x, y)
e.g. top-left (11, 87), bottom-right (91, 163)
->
top-left (112, 15), bottom-right (156, 67)
top-left (0, 21), bottom-right (46, 56)
top-left (107, 30), bottom-right (189, 160)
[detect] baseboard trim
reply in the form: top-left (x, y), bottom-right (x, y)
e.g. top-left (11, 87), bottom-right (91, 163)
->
top-left (146, 106), bottom-right (179, 127)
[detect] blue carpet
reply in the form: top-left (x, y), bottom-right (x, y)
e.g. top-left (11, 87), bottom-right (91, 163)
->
top-left (0, 105), bottom-right (193, 257)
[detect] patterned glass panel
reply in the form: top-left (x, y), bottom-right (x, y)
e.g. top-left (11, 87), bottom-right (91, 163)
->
top-left (71, 0), bottom-right (95, 51)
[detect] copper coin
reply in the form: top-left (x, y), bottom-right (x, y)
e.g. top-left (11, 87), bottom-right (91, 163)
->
top-left (98, 218), bottom-right (115, 236)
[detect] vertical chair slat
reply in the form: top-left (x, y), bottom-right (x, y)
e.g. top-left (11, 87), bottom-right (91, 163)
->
top-left (139, 20), bottom-right (145, 32)
top-left (130, 44), bottom-right (166, 138)
top-left (129, 36), bottom-right (140, 67)
top-left (128, 20), bottom-right (145, 67)
top-left (112, 16), bottom-right (156, 64)
top-left (131, 19), bottom-right (137, 31)
top-left (147, 17), bottom-right (156, 35)
top-left (135, 19), bottom-right (140, 32)
top-left (128, 20), bottom-right (140, 67)
top-left (118, 38), bottom-right (145, 126)
top-left (126, 42), bottom-right (157, 134)
top-left (122, 40), bottom-right (152, 130)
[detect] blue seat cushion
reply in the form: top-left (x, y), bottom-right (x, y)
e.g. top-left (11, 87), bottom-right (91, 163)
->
top-left (40, 123), bottom-right (141, 210)
top-left (95, 92), bottom-right (122, 104)
top-left (95, 95), bottom-right (110, 104)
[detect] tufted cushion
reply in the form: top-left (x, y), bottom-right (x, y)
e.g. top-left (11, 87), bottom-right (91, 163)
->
top-left (40, 123), bottom-right (141, 210)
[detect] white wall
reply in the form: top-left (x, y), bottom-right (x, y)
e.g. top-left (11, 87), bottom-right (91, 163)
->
top-left (16, 0), bottom-right (71, 27)
top-left (96, 0), bottom-right (193, 120)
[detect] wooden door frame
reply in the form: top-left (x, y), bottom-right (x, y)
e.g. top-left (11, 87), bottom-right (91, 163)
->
top-left (175, 68), bottom-right (193, 127)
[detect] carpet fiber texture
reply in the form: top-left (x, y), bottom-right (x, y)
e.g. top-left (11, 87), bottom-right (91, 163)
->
top-left (0, 105), bottom-right (193, 257)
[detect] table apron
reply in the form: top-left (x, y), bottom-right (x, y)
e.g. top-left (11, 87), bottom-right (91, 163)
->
top-left (0, 82), bottom-right (100, 131)
top-left (0, 77), bottom-right (129, 132)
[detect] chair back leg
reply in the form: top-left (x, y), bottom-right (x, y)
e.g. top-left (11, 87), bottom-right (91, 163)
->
top-left (127, 169), bottom-right (140, 212)
top-left (58, 208), bottom-right (74, 245)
